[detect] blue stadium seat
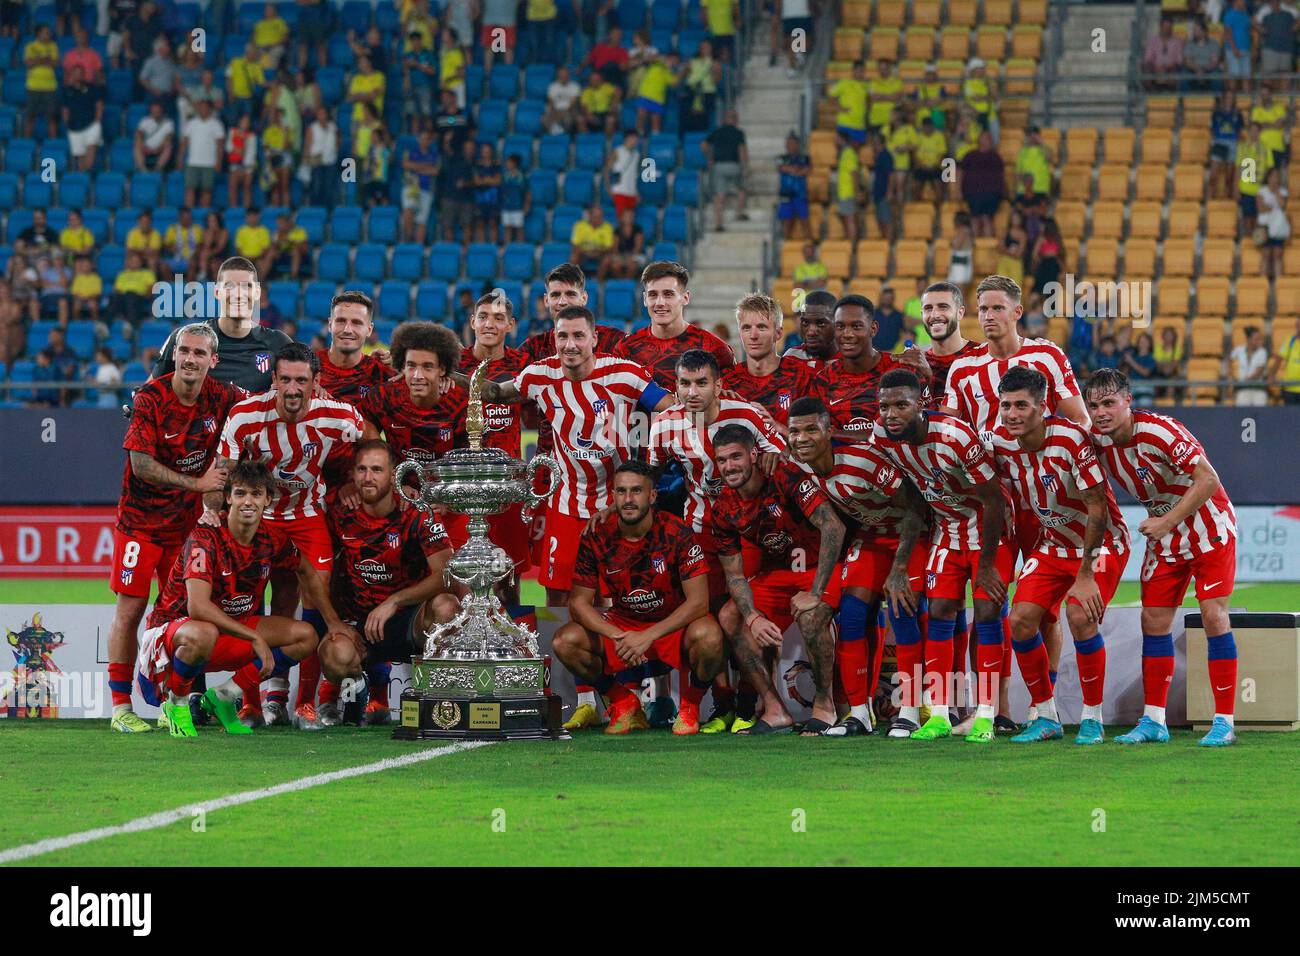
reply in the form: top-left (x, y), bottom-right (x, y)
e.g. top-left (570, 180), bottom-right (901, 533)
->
top-left (27, 322), bottom-right (56, 354)
top-left (465, 243), bottom-right (499, 281)
top-left (304, 280), bottom-right (336, 318)
top-left (4, 138), bottom-right (34, 172)
top-left (66, 321), bottom-right (97, 359)
top-left (0, 172), bottom-right (18, 209)
top-left (378, 280), bottom-right (411, 320)
top-left (296, 206), bottom-right (327, 244)
top-left (83, 208), bottom-right (110, 244)
top-left (464, 65), bottom-right (485, 103)
top-left (318, 66), bottom-right (345, 104)
top-left (108, 138), bottom-right (135, 172)
top-left (368, 205), bottom-right (399, 244)
top-left (340, 1), bottom-right (371, 33)
top-left (330, 206), bottom-right (363, 243)
top-left (375, 0), bottom-right (400, 32)
top-left (59, 172), bottom-right (90, 209)
top-left (651, 0), bottom-right (680, 29)
top-left (106, 69), bottom-right (134, 105)
top-left (617, 0), bottom-right (647, 31)
top-left (130, 172), bottom-right (162, 209)
top-left (40, 139), bottom-right (69, 172)
top-left (574, 133), bottom-right (606, 171)
top-left (551, 205), bottom-right (582, 242)
top-left (95, 171), bottom-right (126, 208)
top-left (8, 360), bottom-right (35, 402)
top-left (46, 208), bottom-right (69, 233)
top-left (138, 321), bottom-right (174, 351)
top-left (562, 172), bottom-right (595, 207)
top-left (390, 243), bottom-right (424, 281)
top-left (98, 244), bottom-right (126, 283)
top-left (2, 74), bottom-right (27, 108)
top-left (502, 134), bottom-right (533, 169)
top-left (428, 242), bottom-right (462, 282)
top-left (523, 65), bottom-right (554, 101)
top-left (639, 170), bottom-right (667, 205)
top-left (523, 208), bottom-right (547, 244)
top-left (678, 26), bottom-right (706, 59)
top-left (5, 209), bottom-right (31, 244)
top-left (604, 279), bottom-right (637, 321)
top-left (494, 281), bottom-right (525, 317)
top-left (237, 3), bottom-right (261, 32)
top-left (539, 242), bottom-right (569, 276)
top-left (672, 170), bottom-right (700, 205)
top-left (647, 133), bottom-right (677, 169)
top-left (527, 169), bottom-right (557, 207)
top-left (477, 100), bottom-right (509, 141)
top-left (125, 102), bottom-right (149, 138)
top-left (113, 207), bottom-right (142, 244)
top-left (502, 243), bottom-right (534, 281)
top-left (225, 208), bottom-right (248, 238)
top-left (317, 243), bottom-right (350, 282)
top-left (488, 65), bottom-right (520, 100)
top-left (354, 243), bottom-right (386, 281)
top-left (661, 206), bottom-right (689, 242)
top-left (106, 333), bottom-right (134, 362)
top-left (650, 28), bottom-right (673, 53)
top-left (267, 281), bottom-right (300, 320)
top-left (512, 100), bottom-right (543, 138)
top-left (23, 173), bottom-right (53, 208)
top-left (650, 241), bottom-right (678, 261)
top-left (0, 106), bottom-right (16, 140)
top-left (373, 319), bottom-right (398, 343)
top-left (415, 280), bottom-right (449, 319)
top-left (683, 132), bottom-right (708, 169)
top-left (173, 1), bottom-right (201, 29)
top-left (164, 171), bottom-right (186, 207)
top-left (123, 361), bottom-right (149, 383)
top-left (538, 135), bottom-right (569, 171)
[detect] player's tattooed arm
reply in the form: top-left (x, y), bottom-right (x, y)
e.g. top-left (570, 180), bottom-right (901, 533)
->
top-left (129, 451), bottom-right (228, 494)
top-left (445, 370), bottom-right (523, 403)
top-left (971, 478), bottom-right (1008, 605)
top-left (806, 502), bottom-right (845, 598)
top-left (200, 455), bottom-right (238, 520)
top-left (720, 550), bottom-right (758, 622)
top-left (883, 480), bottom-right (925, 615)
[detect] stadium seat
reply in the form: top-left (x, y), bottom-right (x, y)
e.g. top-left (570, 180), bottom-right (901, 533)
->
top-left (671, 171), bottom-right (700, 206)
top-left (416, 280), bottom-right (449, 319)
top-left (1128, 201), bottom-right (1162, 239)
top-left (683, 133), bottom-right (708, 170)
top-left (138, 321), bottom-right (174, 353)
top-left (1195, 277), bottom-right (1229, 316)
top-left (0, 172), bottom-right (18, 209)
top-left (513, 100), bottom-right (543, 138)
top-left (390, 243), bottom-right (424, 281)
top-left (661, 206), bottom-right (689, 243)
top-left (1167, 201), bottom-right (1201, 238)
top-left (1085, 239), bottom-right (1119, 278)
top-left (1155, 278), bottom-right (1190, 320)
top-left (477, 100), bottom-right (509, 140)
top-left (95, 171), bottom-right (127, 208)
top-left (59, 172), bottom-right (90, 210)
top-left (562, 172), bottom-right (596, 206)
top-left (1134, 165), bottom-right (1168, 202)
top-left (98, 244), bottom-right (126, 283)
top-left (1125, 239), bottom-right (1157, 278)
top-left (552, 205), bottom-right (582, 242)
top-left (428, 243), bottom-right (462, 282)
top-left (502, 243), bottom-right (535, 281)
top-left (1189, 318), bottom-right (1225, 356)
top-left (304, 280), bottom-right (336, 318)
top-left (527, 169), bottom-right (558, 207)
top-left (130, 172), bottom-right (162, 209)
top-left (317, 243), bottom-right (350, 282)
top-left (465, 243), bottom-right (499, 281)
top-left (267, 281), bottom-right (300, 320)
top-left (1163, 239), bottom-right (1196, 277)
top-left (23, 173), bottom-right (52, 208)
top-left (353, 243), bottom-right (386, 282)
top-left (539, 135), bottom-right (569, 171)
top-left (1091, 202), bottom-right (1124, 239)
top-left (603, 279), bottom-right (637, 321)
top-left (1063, 128), bottom-right (1098, 165)
top-left (1235, 277), bottom-right (1269, 316)
top-left (1096, 166), bottom-right (1129, 201)
top-left (1274, 277), bottom-right (1300, 316)
top-left (1172, 165), bottom-right (1205, 202)
top-left (1058, 164), bottom-right (1092, 201)
top-left (330, 206), bottom-right (364, 243)
top-left (1201, 238), bottom-right (1236, 276)
top-left (378, 280), bottom-right (411, 321)
top-left (539, 242), bottom-right (569, 276)
top-left (8, 360), bottom-right (34, 401)
top-left (66, 321), bottom-right (97, 360)
top-left (523, 65), bottom-right (554, 101)
top-left (368, 206), bottom-right (400, 244)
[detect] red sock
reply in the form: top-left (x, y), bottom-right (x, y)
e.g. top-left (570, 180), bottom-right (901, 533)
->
top-left (835, 638), bottom-right (871, 706)
top-left (1142, 656), bottom-right (1175, 709)
top-left (233, 662), bottom-right (262, 708)
top-left (166, 667), bottom-right (196, 698)
top-left (603, 679), bottom-right (635, 708)
top-left (1207, 658), bottom-right (1238, 715)
top-left (923, 628), bottom-right (955, 707)
top-left (108, 662), bottom-right (133, 708)
top-left (295, 651), bottom-right (321, 709)
top-left (575, 683), bottom-right (595, 695)
top-left (951, 625), bottom-right (969, 689)
top-left (1075, 641), bottom-right (1107, 707)
top-left (1011, 635), bottom-right (1054, 705)
top-left (1001, 618), bottom-right (1012, 680)
top-left (975, 642), bottom-right (1004, 708)
top-left (319, 678), bottom-right (340, 706)
top-left (895, 640), bottom-right (924, 708)
top-left (680, 673), bottom-right (706, 707)
top-left (866, 619), bottom-right (886, 699)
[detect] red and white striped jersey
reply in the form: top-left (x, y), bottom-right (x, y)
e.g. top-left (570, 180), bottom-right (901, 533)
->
top-left (872, 412), bottom-right (1013, 551)
top-left (943, 338), bottom-right (1082, 443)
top-left (647, 397), bottom-right (786, 537)
top-left (513, 355), bottom-right (665, 519)
top-left (989, 417), bottom-right (1129, 559)
top-left (791, 439), bottom-right (906, 536)
top-left (218, 391), bottom-right (363, 519)
top-left (1091, 410), bottom-right (1237, 562)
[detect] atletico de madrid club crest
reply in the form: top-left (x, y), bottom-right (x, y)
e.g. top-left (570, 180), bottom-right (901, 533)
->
top-left (652, 555), bottom-right (666, 574)
top-left (766, 501), bottom-right (783, 518)
top-left (387, 531), bottom-right (400, 549)
top-left (120, 569), bottom-right (134, 586)
top-left (1136, 466), bottom-right (1151, 481)
top-left (778, 392), bottom-right (791, 411)
top-left (438, 427), bottom-right (452, 443)
top-left (302, 442), bottom-right (319, 458)
top-left (1041, 473), bottom-right (1057, 491)
top-left (254, 352), bottom-right (271, 374)
top-left (591, 399), bottom-right (609, 417)
top-left (202, 415), bottom-right (217, 433)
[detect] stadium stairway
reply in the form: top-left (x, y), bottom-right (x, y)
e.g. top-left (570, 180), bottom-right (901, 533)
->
top-left (687, 16), bottom-right (801, 329)
top-left (1042, 2), bottom-right (1143, 127)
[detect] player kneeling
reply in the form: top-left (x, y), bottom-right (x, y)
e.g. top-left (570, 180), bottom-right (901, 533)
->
top-left (136, 462), bottom-right (360, 738)
top-left (315, 440), bottom-right (461, 725)
top-left (553, 462), bottom-right (726, 735)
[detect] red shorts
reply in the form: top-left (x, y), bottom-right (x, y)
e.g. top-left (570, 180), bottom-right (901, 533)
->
top-left (751, 568), bottom-right (844, 632)
top-left (924, 539), bottom-right (1018, 601)
top-left (1014, 548), bottom-right (1129, 624)
top-left (480, 24), bottom-right (517, 49)
top-left (1013, 506), bottom-right (1042, 559)
top-left (538, 509), bottom-right (588, 593)
top-left (599, 611), bottom-right (685, 674)
top-left (136, 613), bottom-right (263, 706)
top-left (1139, 539), bottom-right (1237, 609)
top-left (444, 505), bottom-right (532, 574)
top-left (613, 194), bottom-right (639, 216)
top-left (263, 513), bottom-right (332, 570)
top-left (841, 534), bottom-right (927, 594)
top-left (110, 529), bottom-right (181, 598)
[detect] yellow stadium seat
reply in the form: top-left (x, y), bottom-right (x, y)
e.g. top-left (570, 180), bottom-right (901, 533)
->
top-left (1182, 94), bottom-right (1215, 121)
top-left (1102, 128), bottom-right (1137, 164)
top-left (1230, 317), bottom-right (1266, 349)
top-left (1201, 237), bottom-right (1236, 276)
top-left (973, 237), bottom-right (999, 274)
top-left (905, 26), bottom-right (936, 60)
top-left (1129, 201), bottom-right (1163, 238)
top-left (780, 243), bottom-right (806, 276)
top-left (1273, 320), bottom-right (1299, 355)
top-left (1141, 129), bottom-right (1174, 165)
top-left (1064, 128), bottom-right (1098, 165)
top-left (1172, 165), bottom-right (1205, 201)
top-left (1204, 200), bottom-right (1235, 238)
top-left (983, 0), bottom-right (1013, 25)
top-left (1133, 165), bottom-right (1168, 202)
top-left (1055, 201), bottom-right (1087, 239)
top-left (808, 174), bottom-right (830, 205)
top-left (855, 239), bottom-right (890, 273)
top-left (1146, 100), bottom-right (1177, 129)
top-left (1001, 96), bottom-right (1031, 126)
top-left (870, 27), bottom-right (901, 61)
top-left (948, 0), bottom-right (978, 26)
top-left (940, 26), bottom-right (970, 59)
top-left (1004, 58), bottom-right (1036, 94)
top-left (1166, 201), bottom-right (1201, 238)
top-left (1186, 358), bottom-right (1224, 405)
top-left (1190, 318), bottom-right (1225, 356)
top-left (976, 25), bottom-right (1007, 59)
top-left (912, 0), bottom-right (943, 26)
top-left (1238, 242), bottom-right (1261, 276)
top-left (825, 206), bottom-right (846, 239)
top-left (1156, 279), bottom-right (1190, 319)
top-left (834, 28), bottom-right (866, 61)
top-left (1125, 239), bottom-right (1158, 278)
top-left (900, 59), bottom-right (928, 82)
top-left (1283, 243), bottom-right (1300, 276)
top-left (1178, 128), bottom-right (1210, 164)
top-left (1235, 277), bottom-right (1270, 316)
top-left (1277, 276), bottom-right (1300, 315)
top-left (1059, 164), bottom-right (1093, 201)
top-left (810, 130), bottom-right (837, 166)
top-left (822, 239), bottom-right (854, 279)
top-left (893, 239), bottom-right (929, 277)
top-left (770, 279), bottom-right (795, 315)
top-left (807, 203), bottom-right (825, 239)
top-left (902, 203), bottom-right (936, 239)
top-left (932, 240), bottom-right (951, 276)
top-left (1096, 166), bottom-right (1130, 201)
top-left (937, 201), bottom-right (965, 236)
top-left (842, 1), bottom-right (871, 28)
top-left (1018, 0), bottom-right (1049, 25)
top-left (823, 62), bottom-right (853, 84)
top-left (1195, 277), bottom-right (1230, 317)
top-left (846, 278), bottom-right (882, 302)
top-left (1085, 238), bottom-right (1119, 277)
top-left (1090, 201), bottom-right (1125, 238)
top-left (1163, 239), bottom-right (1196, 277)
top-left (875, 2), bottom-right (906, 27)
top-left (1011, 25), bottom-right (1043, 59)
top-left (936, 58), bottom-right (965, 81)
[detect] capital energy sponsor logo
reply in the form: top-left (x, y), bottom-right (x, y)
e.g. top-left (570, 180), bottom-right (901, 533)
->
top-left (356, 558), bottom-right (394, 584)
top-left (220, 594), bottom-right (256, 617)
top-left (623, 588), bottom-right (665, 613)
top-left (175, 449), bottom-right (208, 473)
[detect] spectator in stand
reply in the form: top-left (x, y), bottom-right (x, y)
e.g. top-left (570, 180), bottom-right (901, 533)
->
top-left (1267, 316), bottom-right (1300, 404)
top-left (586, 26), bottom-right (629, 90)
top-left (182, 99), bottom-right (225, 208)
top-left (60, 209), bottom-right (95, 259)
top-left (444, 0), bottom-right (476, 49)
top-left (348, 53), bottom-right (386, 124)
top-left (777, 133), bottom-right (811, 241)
top-left (304, 106), bottom-right (340, 206)
top-left (123, 0), bottom-right (162, 72)
top-left (1256, 167), bottom-right (1291, 277)
top-left (291, 68), bottom-right (322, 133)
top-left (579, 71), bottom-right (621, 135)
top-left (1236, 121), bottom-right (1272, 236)
top-left (104, 0), bottom-right (134, 69)
top-left (958, 130), bottom-right (1006, 237)
top-left (1210, 91), bottom-right (1245, 199)
top-left (260, 106), bottom-right (294, 207)
top-left (793, 242), bottom-right (828, 290)
top-left (364, 124), bottom-right (393, 207)
top-left (1019, 291), bottom-right (1048, 339)
top-left (607, 129), bottom-right (641, 218)
top-left (873, 284), bottom-right (906, 352)
top-left (1092, 335), bottom-right (1122, 374)
top-left (17, 209), bottom-right (56, 260)
top-left (995, 208), bottom-right (1027, 285)
top-left (1181, 19), bottom-right (1222, 91)
top-left (139, 36), bottom-right (179, 101)
top-left (1015, 124), bottom-right (1053, 210)
top-left (403, 31), bottom-right (438, 131)
top-left (482, 0), bottom-right (521, 74)
top-left (0, 281), bottom-right (25, 365)
top-left (253, 3), bottom-right (290, 69)
top-left (885, 104), bottom-right (918, 205)
top-left (867, 128), bottom-right (893, 241)
top-left (635, 51), bottom-right (681, 135)
top-left (682, 39), bottom-right (723, 133)
top-left (24, 24), bottom-right (60, 139)
top-left (570, 204), bottom-right (615, 275)
top-left (110, 252), bottom-right (156, 325)
top-left (161, 206), bottom-right (202, 281)
top-left (234, 208), bottom-right (272, 266)
top-left (1251, 85), bottom-right (1289, 166)
top-left (1029, 216), bottom-right (1065, 297)
top-left (1229, 326), bottom-right (1270, 405)
top-left (42, 326), bottom-right (80, 396)
top-left (64, 26), bottom-right (104, 85)
top-left (347, 24), bottom-right (389, 73)
top-left (32, 351), bottom-right (61, 407)
top-left (835, 130), bottom-right (865, 244)
top-left (70, 255), bottom-right (102, 322)
top-left (912, 114), bottom-right (947, 204)
top-left (951, 103), bottom-right (982, 161)
top-left (225, 42), bottom-right (266, 123)
top-left (126, 211), bottom-right (162, 275)
top-left (195, 211), bottom-right (229, 280)
top-left (705, 108), bottom-right (750, 231)
top-left (37, 253), bottom-right (71, 325)
top-left (915, 62), bottom-right (950, 129)
top-left (524, 0), bottom-right (561, 68)
top-left (62, 64), bottom-right (104, 172)
top-left (868, 59), bottom-right (903, 135)
top-left (175, 46), bottom-right (204, 118)
top-left (501, 154), bottom-right (529, 244)
top-left (544, 65), bottom-right (583, 135)
top-left (133, 99), bottom-right (174, 171)
top-left (7, 253), bottom-right (40, 323)
top-left (473, 142), bottom-right (504, 243)
top-left (439, 137), bottom-right (477, 244)
top-left (224, 112), bottom-right (258, 208)
top-left (439, 27), bottom-right (467, 109)
top-left (1222, 0), bottom-right (1253, 92)
top-left (402, 126), bottom-right (440, 245)
top-left (949, 210), bottom-right (975, 288)
top-left (262, 75), bottom-right (302, 152)
top-left (777, 0), bottom-right (813, 77)
top-left (1123, 332), bottom-right (1158, 404)
top-left (261, 213), bottom-right (308, 280)
top-left (701, 0), bottom-right (740, 63)
top-left (608, 207), bottom-right (645, 279)
top-left (180, 68), bottom-right (224, 127)
top-left (1255, 0), bottom-right (1298, 88)
top-left (297, 0), bottom-right (331, 69)
top-left (1144, 17), bottom-right (1185, 90)
top-left (91, 347), bottom-right (124, 407)
top-left (1154, 325), bottom-right (1184, 396)
top-left (961, 58), bottom-right (996, 136)
top-left (627, 29), bottom-right (659, 94)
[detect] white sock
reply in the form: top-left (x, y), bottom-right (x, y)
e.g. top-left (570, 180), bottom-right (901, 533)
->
top-left (577, 690), bottom-right (596, 708)
top-left (167, 691), bottom-right (186, 706)
top-left (1214, 712), bottom-right (1235, 727)
top-left (1143, 704), bottom-right (1167, 725)
top-left (1037, 698), bottom-right (1059, 723)
top-left (899, 705), bottom-right (920, 725)
top-left (113, 702), bottom-right (132, 717)
top-left (211, 677), bottom-right (242, 704)
top-left (1081, 703), bottom-right (1103, 722)
top-left (849, 703), bottom-right (871, 725)
top-left (1028, 704), bottom-right (1039, 721)
top-left (929, 704), bottom-right (949, 722)
top-left (976, 703), bottom-right (995, 720)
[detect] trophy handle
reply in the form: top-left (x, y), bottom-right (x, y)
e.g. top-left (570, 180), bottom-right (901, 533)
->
top-left (521, 454), bottom-right (560, 519)
top-left (394, 459), bottom-right (430, 511)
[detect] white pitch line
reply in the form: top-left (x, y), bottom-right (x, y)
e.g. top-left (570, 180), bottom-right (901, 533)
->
top-left (0, 740), bottom-right (492, 865)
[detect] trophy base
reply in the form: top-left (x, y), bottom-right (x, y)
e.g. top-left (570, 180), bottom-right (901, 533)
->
top-left (392, 690), bottom-right (570, 741)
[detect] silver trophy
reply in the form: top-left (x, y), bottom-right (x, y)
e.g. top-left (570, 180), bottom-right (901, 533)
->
top-left (392, 362), bottom-right (567, 739)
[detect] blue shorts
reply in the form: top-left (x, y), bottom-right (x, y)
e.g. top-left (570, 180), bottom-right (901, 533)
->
top-left (1239, 194), bottom-right (1258, 218)
top-left (779, 197), bottom-right (809, 220)
top-left (637, 97), bottom-right (665, 115)
top-left (836, 125), bottom-right (866, 145)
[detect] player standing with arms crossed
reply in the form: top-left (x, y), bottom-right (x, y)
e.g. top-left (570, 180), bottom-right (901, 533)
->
top-left (1085, 369), bottom-right (1241, 747)
top-left (988, 368), bottom-right (1130, 744)
top-left (108, 323), bottom-right (242, 732)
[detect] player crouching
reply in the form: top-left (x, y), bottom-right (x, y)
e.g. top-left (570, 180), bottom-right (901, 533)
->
top-left (315, 440), bottom-right (461, 725)
top-left (553, 462), bottom-right (726, 735)
top-left (136, 462), bottom-right (360, 738)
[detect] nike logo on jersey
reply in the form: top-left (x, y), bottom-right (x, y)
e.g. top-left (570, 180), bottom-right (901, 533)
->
top-left (316, 557), bottom-right (330, 564)
top-left (164, 432), bottom-right (181, 440)
top-left (342, 535), bottom-right (357, 541)
top-left (221, 570), bottom-right (232, 576)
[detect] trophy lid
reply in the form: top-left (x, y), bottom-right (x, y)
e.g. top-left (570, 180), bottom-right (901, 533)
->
top-left (428, 446), bottom-right (525, 480)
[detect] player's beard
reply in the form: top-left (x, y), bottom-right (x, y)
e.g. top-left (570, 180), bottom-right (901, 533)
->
top-left (618, 502), bottom-right (652, 528)
top-left (928, 319), bottom-right (959, 343)
top-left (359, 482), bottom-right (392, 506)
